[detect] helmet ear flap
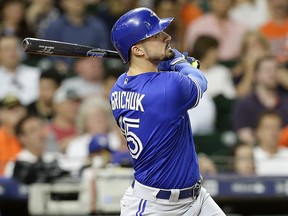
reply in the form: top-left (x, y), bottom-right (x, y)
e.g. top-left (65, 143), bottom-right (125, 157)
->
top-left (111, 7), bottom-right (173, 63)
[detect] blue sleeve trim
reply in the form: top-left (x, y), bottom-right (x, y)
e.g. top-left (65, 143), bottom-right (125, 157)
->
top-left (177, 64), bottom-right (207, 102)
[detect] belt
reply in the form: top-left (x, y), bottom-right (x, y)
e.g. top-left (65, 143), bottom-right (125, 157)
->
top-left (131, 179), bottom-right (202, 200)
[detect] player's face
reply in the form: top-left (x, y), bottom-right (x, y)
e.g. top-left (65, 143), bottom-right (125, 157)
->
top-left (141, 31), bottom-right (175, 62)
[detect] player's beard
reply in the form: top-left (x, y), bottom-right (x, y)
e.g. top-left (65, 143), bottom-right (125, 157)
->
top-left (163, 45), bottom-right (175, 60)
top-left (144, 43), bottom-right (175, 62)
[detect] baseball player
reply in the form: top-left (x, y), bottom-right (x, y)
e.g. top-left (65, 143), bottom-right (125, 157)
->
top-left (110, 7), bottom-right (225, 216)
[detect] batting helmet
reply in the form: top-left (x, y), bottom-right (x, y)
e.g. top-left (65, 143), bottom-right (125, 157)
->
top-left (111, 7), bottom-right (173, 63)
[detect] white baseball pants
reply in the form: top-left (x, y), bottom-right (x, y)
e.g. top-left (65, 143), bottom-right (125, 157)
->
top-left (120, 181), bottom-right (226, 216)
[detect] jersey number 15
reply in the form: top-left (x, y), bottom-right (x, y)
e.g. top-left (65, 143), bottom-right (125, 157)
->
top-left (119, 116), bottom-right (143, 159)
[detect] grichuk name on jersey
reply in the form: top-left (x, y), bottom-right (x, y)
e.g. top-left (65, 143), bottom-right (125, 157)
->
top-left (111, 91), bottom-right (145, 112)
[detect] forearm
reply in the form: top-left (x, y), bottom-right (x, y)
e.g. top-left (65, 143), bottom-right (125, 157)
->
top-left (176, 63), bottom-right (208, 97)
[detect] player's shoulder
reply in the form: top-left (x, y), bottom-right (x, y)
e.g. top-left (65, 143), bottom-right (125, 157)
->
top-left (158, 71), bottom-right (190, 84)
top-left (154, 71), bottom-right (183, 79)
top-left (135, 72), bottom-right (186, 88)
top-left (154, 72), bottom-right (193, 98)
top-left (112, 71), bottom-right (185, 90)
top-left (110, 73), bottom-right (126, 90)
top-left (115, 73), bottom-right (127, 83)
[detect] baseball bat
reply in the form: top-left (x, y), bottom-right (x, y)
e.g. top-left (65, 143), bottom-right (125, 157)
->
top-left (22, 37), bottom-right (121, 59)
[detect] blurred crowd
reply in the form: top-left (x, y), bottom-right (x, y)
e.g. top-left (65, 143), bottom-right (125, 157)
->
top-left (0, 0), bottom-right (287, 185)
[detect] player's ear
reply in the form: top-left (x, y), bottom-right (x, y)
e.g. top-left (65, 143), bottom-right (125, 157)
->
top-left (131, 45), bottom-right (145, 58)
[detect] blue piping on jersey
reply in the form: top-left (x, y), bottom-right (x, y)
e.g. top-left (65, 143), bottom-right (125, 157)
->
top-left (178, 65), bottom-right (208, 96)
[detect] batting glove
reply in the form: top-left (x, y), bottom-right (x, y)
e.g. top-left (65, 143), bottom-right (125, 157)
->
top-left (158, 49), bottom-right (200, 71)
top-left (183, 52), bottom-right (200, 69)
top-left (158, 49), bottom-right (185, 71)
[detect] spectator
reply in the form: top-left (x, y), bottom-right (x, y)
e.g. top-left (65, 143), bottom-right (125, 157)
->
top-left (187, 93), bottom-right (216, 135)
top-left (232, 55), bottom-right (288, 145)
top-left (81, 134), bottom-right (112, 171)
top-left (153, 0), bottom-right (184, 50)
top-left (229, 0), bottom-right (269, 30)
top-left (4, 114), bottom-right (69, 184)
top-left (110, 128), bottom-right (133, 167)
top-left (232, 30), bottom-right (271, 97)
top-left (46, 87), bottom-right (81, 153)
top-left (0, 35), bottom-right (41, 105)
top-left (65, 96), bottom-right (120, 173)
top-left (25, 0), bottom-right (60, 38)
top-left (232, 142), bottom-right (255, 175)
top-left (190, 35), bottom-right (236, 99)
top-left (102, 70), bottom-right (120, 99)
top-left (96, 0), bottom-right (138, 32)
top-left (42, 0), bottom-right (110, 74)
top-left (277, 58), bottom-right (288, 95)
top-left (180, 0), bottom-right (203, 28)
top-left (279, 125), bottom-right (288, 148)
top-left (0, 0), bottom-right (33, 39)
top-left (259, 0), bottom-right (288, 64)
top-left (101, 59), bottom-right (127, 99)
top-left (60, 58), bottom-right (104, 99)
top-left (198, 153), bottom-right (218, 176)
top-left (0, 94), bottom-right (26, 175)
top-left (27, 68), bottom-right (64, 123)
top-left (253, 110), bottom-right (288, 176)
top-left (189, 35), bottom-right (236, 132)
top-left (184, 0), bottom-right (247, 65)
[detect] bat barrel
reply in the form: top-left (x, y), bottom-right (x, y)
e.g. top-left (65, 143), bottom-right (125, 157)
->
top-left (22, 37), bottom-right (121, 60)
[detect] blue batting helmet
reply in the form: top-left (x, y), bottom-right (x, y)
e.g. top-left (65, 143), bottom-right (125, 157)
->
top-left (111, 7), bottom-right (173, 63)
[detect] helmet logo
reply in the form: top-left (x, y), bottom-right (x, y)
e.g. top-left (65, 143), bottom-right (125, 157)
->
top-left (144, 21), bottom-right (152, 29)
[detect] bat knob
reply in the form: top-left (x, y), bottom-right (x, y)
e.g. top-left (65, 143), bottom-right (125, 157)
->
top-left (22, 38), bottom-right (31, 51)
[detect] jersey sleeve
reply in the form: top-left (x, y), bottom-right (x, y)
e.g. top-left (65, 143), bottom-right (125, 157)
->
top-left (177, 63), bottom-right (207, 99)
top-left (163, 68), bottom-right (207, 116)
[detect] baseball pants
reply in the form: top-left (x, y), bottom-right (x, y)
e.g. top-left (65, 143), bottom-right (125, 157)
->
top-left (120, 180), bottom-right (226, 216)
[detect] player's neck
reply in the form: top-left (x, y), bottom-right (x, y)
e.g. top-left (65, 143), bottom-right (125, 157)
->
top-left (128, 60), bottom-right (158, 76)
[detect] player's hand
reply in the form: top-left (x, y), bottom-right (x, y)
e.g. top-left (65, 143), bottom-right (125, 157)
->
top-left (158, 49), bottom-right (200, 71)
top-left (158, 49), bottom-right (185, 71)
top-left (183, 52), bottom-right (200, 69)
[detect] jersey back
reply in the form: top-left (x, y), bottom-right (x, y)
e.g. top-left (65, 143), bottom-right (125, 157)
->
top-left (110, 71), bottom-right (201, 189)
